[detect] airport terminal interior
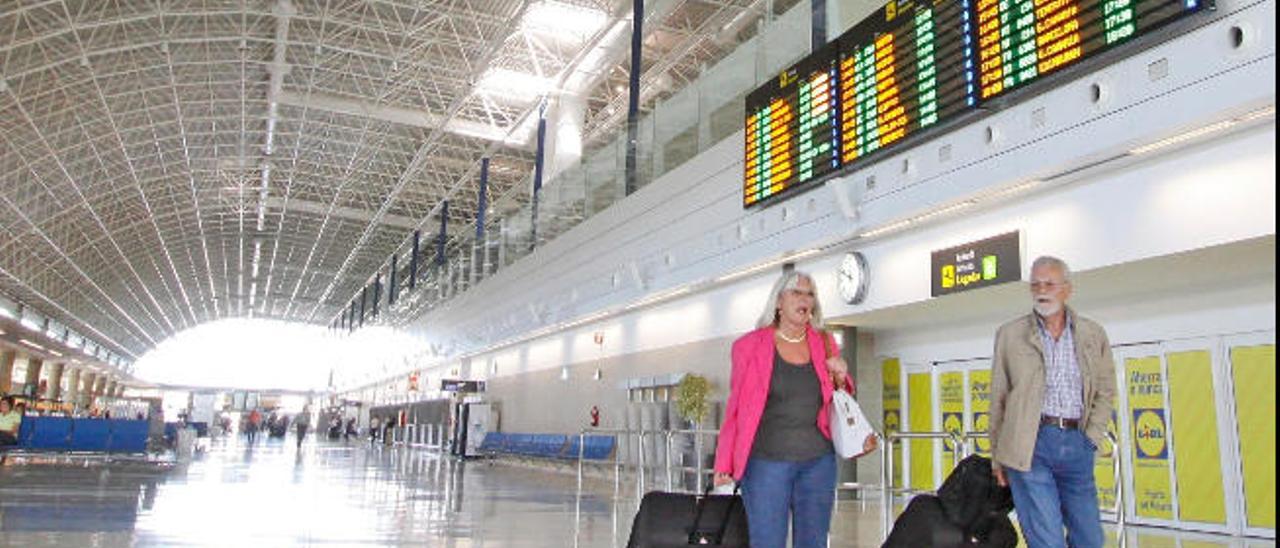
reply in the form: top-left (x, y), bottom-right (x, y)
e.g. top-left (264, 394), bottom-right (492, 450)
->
top-left (0, 0), bottom-right (1273, 546)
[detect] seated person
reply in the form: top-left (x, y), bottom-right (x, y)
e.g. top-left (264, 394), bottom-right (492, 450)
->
top-left (0, 397), bottom-right (23, 446)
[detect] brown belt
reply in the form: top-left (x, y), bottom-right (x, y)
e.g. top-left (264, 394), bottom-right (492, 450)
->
top-left (1041, 415), bottom-right (1081, 429)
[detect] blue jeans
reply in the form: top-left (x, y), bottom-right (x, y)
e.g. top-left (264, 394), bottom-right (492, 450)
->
top-left (740, 452), bottom-right (836, 548)
top-left (1006, 425), bottom-right (1104, 548)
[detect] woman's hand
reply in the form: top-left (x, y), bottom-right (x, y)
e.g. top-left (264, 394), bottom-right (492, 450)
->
top-left (827, 356), bottom-right (852, 394)
top-left (861, 434), bottom-right (878, 455)
top-left (713, 472), bottom-right (734, 487)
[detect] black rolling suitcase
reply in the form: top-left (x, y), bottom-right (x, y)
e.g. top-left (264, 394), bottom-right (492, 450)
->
top-left (626, 486), bottom-right (750, 547)
top-left (882, 454), bottom-right (1017, 548)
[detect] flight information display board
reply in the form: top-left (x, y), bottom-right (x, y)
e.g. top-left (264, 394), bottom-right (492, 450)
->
top-left (975, 0), bottom-right (1207, 99)
top-left (744, 51), bottom-right (840, 207)
top-left (837, 0), bottom-right (972, 164)
top-left (743, 0), bottom-right (1208, 208)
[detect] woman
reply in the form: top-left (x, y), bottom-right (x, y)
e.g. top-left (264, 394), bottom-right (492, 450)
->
top-left (713, 271), bottom-right (877, 547)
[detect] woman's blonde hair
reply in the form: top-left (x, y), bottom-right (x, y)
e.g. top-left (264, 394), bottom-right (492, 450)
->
top-left (757, 270), bottom-right (825, 329)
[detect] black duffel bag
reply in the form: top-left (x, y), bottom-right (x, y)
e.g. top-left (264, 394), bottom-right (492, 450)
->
top-left (626, 485), bottom-right (750, 547)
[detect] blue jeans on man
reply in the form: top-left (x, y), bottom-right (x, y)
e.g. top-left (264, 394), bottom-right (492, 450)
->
top-left (1006, 424), bottom-right (1104, 548)
top-left (739, 452), bottom-right (836, 548)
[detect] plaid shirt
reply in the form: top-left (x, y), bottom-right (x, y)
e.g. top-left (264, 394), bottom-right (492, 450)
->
top-left (1037, 314), bottom-right (1084, 419)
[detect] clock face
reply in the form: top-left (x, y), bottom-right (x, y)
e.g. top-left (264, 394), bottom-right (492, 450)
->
top-left (837, 252), bottom-right (868, 305)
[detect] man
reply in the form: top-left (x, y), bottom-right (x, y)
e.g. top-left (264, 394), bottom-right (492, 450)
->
top-left (294, 406), bottom-right (311, 450)
top-left (990, 256), bottom-right (1116, 548)
top-left (0, 397), bottom-right (22, 446)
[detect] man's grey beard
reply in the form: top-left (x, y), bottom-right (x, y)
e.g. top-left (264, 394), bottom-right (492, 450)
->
top-left (1034, 301), bottom-right (1061, 317)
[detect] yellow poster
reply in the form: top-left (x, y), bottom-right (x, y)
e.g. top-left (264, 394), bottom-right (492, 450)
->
top-left (940, 372), bottom-right (965, 477)
top-left (1127, 356), bottom-right (1174, 520)
top-left (1230, 344), bottom-right (1276, 529)
top-left (1167, 350), bottom-right (1226, 524)
top-left (1094, 410), bottom-right (1119, 511)
top-left (883, 358), bottom-right (902, 488)
top-left (908, 372), bottom-right (934, 492)
top-left (969, 369), bottom-right (992, 455)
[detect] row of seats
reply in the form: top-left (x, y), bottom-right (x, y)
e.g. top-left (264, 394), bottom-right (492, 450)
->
top-left (11, 417), bottom-right (149, 453)
top-left (478, 432), bottom-right (615, 460)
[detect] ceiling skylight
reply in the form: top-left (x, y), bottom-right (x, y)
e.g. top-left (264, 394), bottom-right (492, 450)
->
top-left (476, 67), bottom-right (557, 104)
top-left (521, 1), bottom-right (608, 42)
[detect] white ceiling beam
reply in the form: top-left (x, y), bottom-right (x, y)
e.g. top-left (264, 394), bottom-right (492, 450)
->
top-left (263, 197), bottom-right (420, 231)
top-left (277, 90), bottom-right (534, 148)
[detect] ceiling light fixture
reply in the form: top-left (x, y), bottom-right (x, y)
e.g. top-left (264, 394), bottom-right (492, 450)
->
top-left (1130, 106), bottom-right (1274, 156)
top-left (19, 339), bottom-right (46, 351)
top-left (858, 201), bottom-right (977, 239)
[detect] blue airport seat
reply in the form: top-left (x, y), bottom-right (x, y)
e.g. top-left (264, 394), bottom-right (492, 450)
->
top-left (478, 432), bottom-right (507, 454)
top-left (15, 418), bottom-right (35, 447)
top-left (69, 419), bottom-right (111, 451)
top-left (562, 435), bottom-right (615, 460)
top-left (107, 419), bottom-right (149, 453)
top-left (28, 417), bottom-right (73, 450)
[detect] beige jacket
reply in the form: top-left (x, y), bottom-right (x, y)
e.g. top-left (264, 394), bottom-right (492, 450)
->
top-left (989, 308), bottom-right (1116, 472)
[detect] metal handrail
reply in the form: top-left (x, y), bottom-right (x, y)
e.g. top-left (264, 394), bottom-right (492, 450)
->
top-left (880, 430), bottom-right (966, 540)
top-left (661, 428), bottom-right (719, 494)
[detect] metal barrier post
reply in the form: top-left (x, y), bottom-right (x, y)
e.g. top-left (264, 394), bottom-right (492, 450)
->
top-left (664, 430), bottom-right (674, 491)
top-left (881, 434), bottom-right (894, 539)
top-left (694, 430), bottom-right (704, 494)
top-left (575, 430), bottom-right (587, 546)
top-left (1108, 431), bottom-right (1126, 548)
top-left (636, 430), bottom-right (647, 502)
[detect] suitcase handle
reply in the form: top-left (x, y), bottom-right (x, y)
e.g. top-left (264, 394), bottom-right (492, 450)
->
top-left (687, 483), bottom-right (741, 545)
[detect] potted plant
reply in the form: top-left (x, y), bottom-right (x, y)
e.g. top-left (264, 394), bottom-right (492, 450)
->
top-left (674, 374), bottom-right (711, 427)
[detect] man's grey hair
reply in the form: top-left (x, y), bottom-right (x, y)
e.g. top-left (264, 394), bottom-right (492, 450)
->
top-left (1030, 256), bottom-right (1072, 282)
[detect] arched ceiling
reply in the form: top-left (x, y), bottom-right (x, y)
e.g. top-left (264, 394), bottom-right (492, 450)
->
top-left (0, 0), bottom-right (791, 360)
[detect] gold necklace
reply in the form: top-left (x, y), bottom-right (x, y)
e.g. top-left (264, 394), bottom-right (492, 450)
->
top-left (775, 328), bottom-right (806, 344)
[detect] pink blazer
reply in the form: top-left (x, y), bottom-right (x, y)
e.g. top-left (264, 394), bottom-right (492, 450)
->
top-left (714, 325), bottom-right (849, 480)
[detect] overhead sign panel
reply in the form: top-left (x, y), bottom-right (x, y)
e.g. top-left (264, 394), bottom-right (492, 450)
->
top-left (930, 231), bottom-right (1022, 296)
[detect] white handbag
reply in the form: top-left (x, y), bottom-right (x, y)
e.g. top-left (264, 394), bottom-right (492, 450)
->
top-left (831, 389), bottom-right (876, 459)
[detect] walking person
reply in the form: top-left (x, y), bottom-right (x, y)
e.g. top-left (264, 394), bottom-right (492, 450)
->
top-left (990, 256), bottom-right (1117, 548)
top-left (246, 408), bottom-right (262, 445)
top-left (712, 270), bottom-right (877, 548)
top-left (294, 406), bottom-right (311, 450)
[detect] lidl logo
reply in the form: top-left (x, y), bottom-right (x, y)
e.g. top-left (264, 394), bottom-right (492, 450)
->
top-left (884, 410), bottom-right (901, 433)
top-left (941, 265), bottom-right (956, 288)
top-left (1133, 408), bottom-right (1168, 460)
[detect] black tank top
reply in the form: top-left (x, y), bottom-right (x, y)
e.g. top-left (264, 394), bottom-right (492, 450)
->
top-left (750, 351), bottom-right (833, 461)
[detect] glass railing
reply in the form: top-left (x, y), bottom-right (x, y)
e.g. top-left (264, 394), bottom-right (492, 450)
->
top-left (380, 2), bottom-right (814, 326)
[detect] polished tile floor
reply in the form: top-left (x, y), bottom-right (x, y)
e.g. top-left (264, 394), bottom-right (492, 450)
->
top-left (0, 438), bottom-right (1271, 547)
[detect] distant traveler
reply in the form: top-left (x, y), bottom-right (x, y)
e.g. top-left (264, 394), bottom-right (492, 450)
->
top-left (345, 418), bottom-right (357, 441)
top-left (247, 408), bottom-right (263, 444)
top-left (990, 256), bottom-right (1116, 548)
top-left (369, 417), bottom-right (380, 444)
top-left (712, 270), bottom-right (877, 547)
top-left (0, 397), bottom-right (23, 446)
top-left (295, 406), bottom-right (311, 450)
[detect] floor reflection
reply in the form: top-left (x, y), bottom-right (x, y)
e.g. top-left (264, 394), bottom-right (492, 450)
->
top-left (0, 438), bottom-right (1271, 547)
